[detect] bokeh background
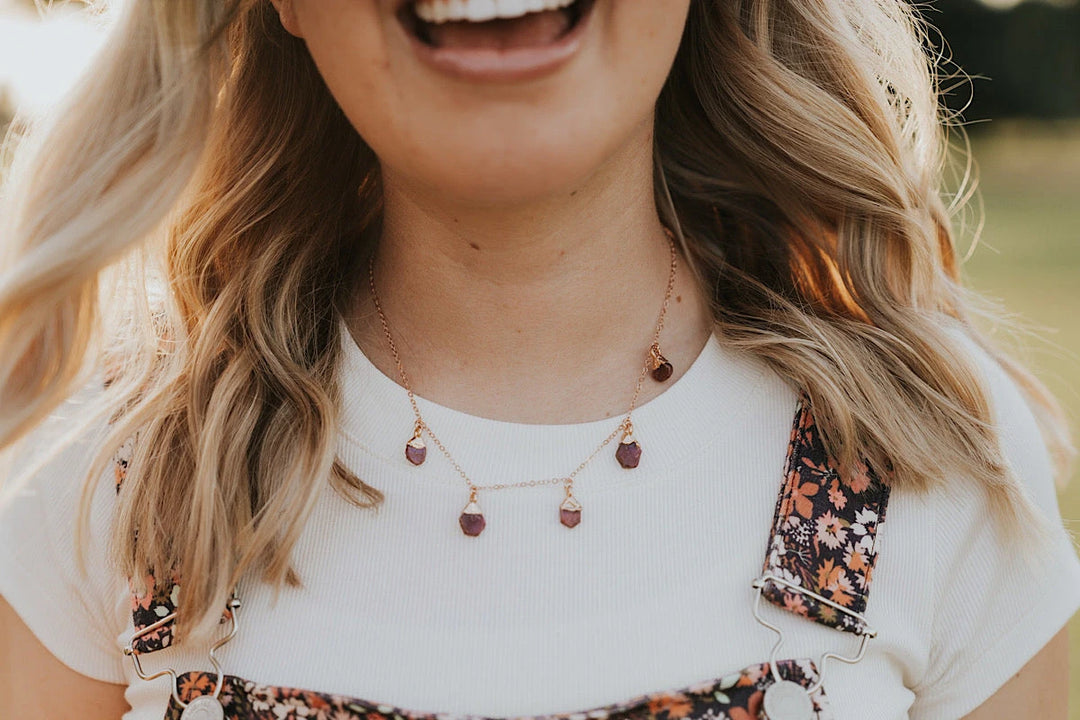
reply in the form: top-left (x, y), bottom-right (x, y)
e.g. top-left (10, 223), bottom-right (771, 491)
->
top-left (2, 0), bottom-right (1079, 712)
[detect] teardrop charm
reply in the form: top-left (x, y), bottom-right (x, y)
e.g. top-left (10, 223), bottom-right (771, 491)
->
top-left (459, 499), bottom-right (486, 537)
top-left (560, 493), bottom-right (582, 529)
top-left (649, 344), bottom-right (673, 382)
top-left (405, 425), bottom-right (427, 466)
top-left (615, 430), bottom-right (642, 469)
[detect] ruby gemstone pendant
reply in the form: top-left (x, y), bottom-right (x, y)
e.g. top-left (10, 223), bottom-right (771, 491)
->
top-left (616, 433), bottom-right (642, 469)
top-left (459, 500), bottom-right (486, 537)
top-left (651, 358), bottom-right (674, 382)
top-left (560, 494), bottom-right (582, 528)
top-left (648, 344), bottom-right (673, 382)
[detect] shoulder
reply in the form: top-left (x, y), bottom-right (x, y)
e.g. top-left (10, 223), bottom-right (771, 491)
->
top-left (940, 321), bottom-right (1061, 515)
top-left (903, 321), bottom-right (1080, 718)
top-left (1, 379), bottom-right (119, 528)
top-left (0, 379), bottom-right (129, 683)
top-left (919, 320), bottom-right (1070, 596)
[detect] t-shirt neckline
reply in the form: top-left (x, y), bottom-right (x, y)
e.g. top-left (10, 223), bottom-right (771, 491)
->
top-left (336, 322), bottom-right (768, 494)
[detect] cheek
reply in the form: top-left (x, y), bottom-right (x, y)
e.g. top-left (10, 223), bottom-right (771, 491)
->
top-left (297, 0), bottom-right (689, 203)
top-left (294, 1), bottom-right (397, 128)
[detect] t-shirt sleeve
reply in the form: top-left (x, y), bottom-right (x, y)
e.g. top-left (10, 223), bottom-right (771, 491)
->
top-left (0, 387), bottom-right (129, 684)
top-left (908, 335), bottom-right (1080, 719)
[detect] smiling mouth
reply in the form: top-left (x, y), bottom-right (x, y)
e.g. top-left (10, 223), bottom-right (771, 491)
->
top-left (399, 0), bottom-right (595, 51)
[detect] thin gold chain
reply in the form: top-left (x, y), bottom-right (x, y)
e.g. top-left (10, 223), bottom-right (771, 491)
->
top-left (367, 235), bottom-right (678, 494)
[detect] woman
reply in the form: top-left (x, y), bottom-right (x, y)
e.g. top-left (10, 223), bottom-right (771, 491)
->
top-left (0, 1), bottom-right (1076, 718)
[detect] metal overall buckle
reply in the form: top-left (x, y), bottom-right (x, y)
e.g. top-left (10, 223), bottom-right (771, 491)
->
top-left (123, 595), bottom-right (242, 720)
top-left (751, 575), bottom-right (877, 720)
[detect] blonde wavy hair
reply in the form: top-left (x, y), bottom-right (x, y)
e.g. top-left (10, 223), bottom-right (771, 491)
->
top-left (0, 0), bottom-right (1073, 642)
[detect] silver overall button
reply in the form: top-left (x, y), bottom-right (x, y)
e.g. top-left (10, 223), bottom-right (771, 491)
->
top-left (180, 695), bottom-right (225, 720)
top-left (762, 679), bottom-right (814, 720)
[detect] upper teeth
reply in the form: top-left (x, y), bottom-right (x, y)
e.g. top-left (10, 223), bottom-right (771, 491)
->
top-left (413, 0), bottom-right (576, 24)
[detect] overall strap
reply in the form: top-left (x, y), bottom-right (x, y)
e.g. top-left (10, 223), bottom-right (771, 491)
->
top-left (116, 440), bottom-right (240, 716)
top-left (114, 438), bottom-right (185, 656)
top-left (758, 397), bottom-right (891, 636)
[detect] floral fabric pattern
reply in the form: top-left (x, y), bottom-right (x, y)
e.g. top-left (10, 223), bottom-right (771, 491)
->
top-left (114, 435), bottom-right (135, 491)
top-left (760, 399), bottom-right (890, 634)
top-left (164, 660), bottom-right (832, 720)
top-left (114, 437), bottom-right (184, 654)
top-left (129, 572), bottom-right (181, 654)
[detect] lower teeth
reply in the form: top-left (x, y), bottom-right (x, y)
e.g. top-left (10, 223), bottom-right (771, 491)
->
top-left (416, 6), bottom-right (577, 49)
top-left (410, 1), bottom-right (584, 48)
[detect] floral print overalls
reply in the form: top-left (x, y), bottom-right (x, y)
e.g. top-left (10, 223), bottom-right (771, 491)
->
top-left (118, 398), bottom-right (890, 720)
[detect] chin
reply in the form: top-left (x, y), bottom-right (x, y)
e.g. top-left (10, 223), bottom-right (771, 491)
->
top-left (383, 115), bottom-right (638, 206)
top-left (292, 0), bottom-right (687, 204)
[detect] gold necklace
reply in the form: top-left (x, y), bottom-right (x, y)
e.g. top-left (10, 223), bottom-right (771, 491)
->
top-left (367, 236), bottom-right (678, 537)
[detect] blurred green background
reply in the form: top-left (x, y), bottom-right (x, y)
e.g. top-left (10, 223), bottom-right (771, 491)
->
top-left (1, 0), bottom-right (1078, 714)
top-left (962, 122), bottom-right (1080, 714)
top-left (932, 1), bottom-right (1080, 712)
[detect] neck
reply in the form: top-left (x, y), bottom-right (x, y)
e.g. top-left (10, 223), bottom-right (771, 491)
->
top-left (349, 127), bottom-right (712, 424)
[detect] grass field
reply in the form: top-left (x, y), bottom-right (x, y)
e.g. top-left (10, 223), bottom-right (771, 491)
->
top-left (959, 121), bottom-right (1080, 714)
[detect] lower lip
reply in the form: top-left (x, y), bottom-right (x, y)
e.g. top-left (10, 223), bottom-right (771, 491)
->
top-left (403, 5), bottom-right (593, 83)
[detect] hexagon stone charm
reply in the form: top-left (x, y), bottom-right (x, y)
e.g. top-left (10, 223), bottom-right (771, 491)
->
top-left (560, 493), bottom-right (582, 528)
top-left (615, 430), bottom-right (642, 469)
top-left (405, 425), bottom-right (427, 466)
top-left (459, 499), bottom-right (486, 537)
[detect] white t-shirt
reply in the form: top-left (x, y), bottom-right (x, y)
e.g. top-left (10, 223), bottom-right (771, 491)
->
top-left (2, 325), bottom-right (1079, 720)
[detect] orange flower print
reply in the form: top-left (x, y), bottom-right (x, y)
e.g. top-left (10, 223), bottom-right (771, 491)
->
top-left (815, 558), bottom-right (856, 607)
top-left (829, 584), bottom-right (854, 609)
top-left (814, 559), bottom-right (838, 592)
top-left (728, 690), bottom-right (764, 720)
top-left (131, 576), bottom-right (156, 611)
top-left (799, 455), bottom-right (834, 482)
top-left (302, 692), bottom-right (331, 711)
top-left (818, 604), bottom-right (839, 625)
top-left (815, 510), bottom-right (847, 550)
top-left (787, 471), bottom-right (820, 519)
top-left (178, 672), bottom-right (213, 700)
top-left (843, 544), bottom-right (868, 575)
top-left (828, 478), bottom-right (847, 510)
top-left (647, 693), bottom-right (694, 718)
top-left (783, 593), bottom-right (809, 617)
top-left (742, 663), bottom-right (768, 684)
top-left (845, 458), bottom-right (872, 493)
top-left (734, 672), bottom-right (757, 688)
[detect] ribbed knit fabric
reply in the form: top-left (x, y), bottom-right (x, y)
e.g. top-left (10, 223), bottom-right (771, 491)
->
top-left (1, 323), bottom-right (1079, 720)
